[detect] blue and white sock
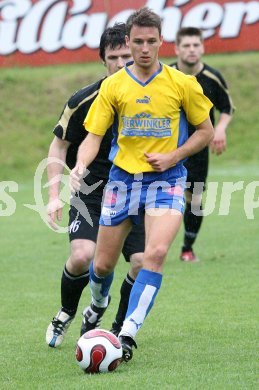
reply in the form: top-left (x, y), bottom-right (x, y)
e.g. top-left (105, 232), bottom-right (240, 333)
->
top-left (89, 261), bottom-right (114, 308)
top-left (120, 268), bottom-right (162, 338)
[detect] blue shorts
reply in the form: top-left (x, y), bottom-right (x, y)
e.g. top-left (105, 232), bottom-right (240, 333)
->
top-left (100, 165), bottom-right (187, 226)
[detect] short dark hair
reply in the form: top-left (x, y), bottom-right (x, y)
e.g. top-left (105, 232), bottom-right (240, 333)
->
top-left (99, 23), bottom-right (127, 61)
top-left (126, 7), bottom-right (162, 37)
top-left (176, 27), bottom-right (203, 45)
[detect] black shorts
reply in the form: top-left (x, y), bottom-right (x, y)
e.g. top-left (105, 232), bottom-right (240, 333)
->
top-left (184, 147), bottom-right (209, 194)
top-left (68, 194), bottom-right (145, 262)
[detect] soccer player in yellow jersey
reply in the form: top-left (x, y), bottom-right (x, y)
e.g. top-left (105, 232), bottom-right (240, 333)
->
top-left (70, 7), bottom-right (214, 362)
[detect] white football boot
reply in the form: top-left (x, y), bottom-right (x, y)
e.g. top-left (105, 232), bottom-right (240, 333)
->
top-left (46, 309), bottom-right (75, 348)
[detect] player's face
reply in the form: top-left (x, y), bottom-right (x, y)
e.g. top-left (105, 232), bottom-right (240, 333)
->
top-left (104, 45), bottom-right (132, 76)
top-left (125, 25), bottom-right (163, 69)
top-left (175, 36), bottom-right (204, 66)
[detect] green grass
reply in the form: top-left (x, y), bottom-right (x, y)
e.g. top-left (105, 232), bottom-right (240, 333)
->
top-left (1, 52), bottom-right (259, 388)
top-left (0, 168), bottom-right (258, 389)
top-left (1, 52), bottom-right (259, 180)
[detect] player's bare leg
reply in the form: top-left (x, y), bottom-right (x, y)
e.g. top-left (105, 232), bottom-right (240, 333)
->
top-left (93, 219), bottom-right (132, 276)
top-left (81, 220), bottom-right (132, 335)
top-left (143, 209), bottom-right (182, 271)
top-left (119, 209), bottom-right (182, 361)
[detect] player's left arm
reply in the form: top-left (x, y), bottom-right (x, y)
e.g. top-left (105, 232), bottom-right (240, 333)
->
top-left (146, 76), bottom-right (215, 172)
top-left (172, 116), bottom-right (214, 164)
top-left (184, 74), bottom-right (215, 155)
top-left (210, 112), bottom-right (232, 155)
top-left (145, 117), bottom-right (214, 172)
top-left (209, 71), bottom-right (234, 155)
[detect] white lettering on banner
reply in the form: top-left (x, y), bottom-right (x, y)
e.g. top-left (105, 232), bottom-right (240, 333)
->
top-left (181, 3), bottom-right (223, 38)
top-left (0, 0), bottom-right (258, 55)
top-left (18, 0), bottom-right (67, 53)
top-left (220, 2), bottom-right (259, 37)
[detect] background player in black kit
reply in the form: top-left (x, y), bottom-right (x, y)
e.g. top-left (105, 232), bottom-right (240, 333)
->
top-left (46, 24), bottom-right (145, 348)
top-left (171, 27), bottom-right (234, 262)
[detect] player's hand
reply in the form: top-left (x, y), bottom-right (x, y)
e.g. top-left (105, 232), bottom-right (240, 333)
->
top-left (210, 128), bottom-right (226, 155)
top-left (47, 197), bottom-right (64, 230)
top-left (144, 152), bottom-right (174, 172)
top-left (69, 162), bottom-right (86, 192)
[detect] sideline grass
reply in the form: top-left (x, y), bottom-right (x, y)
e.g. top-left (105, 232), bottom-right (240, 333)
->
top-left (1, 167), bottom-right (258, 389)
top-left (1, 52), bottom-right (259, 180)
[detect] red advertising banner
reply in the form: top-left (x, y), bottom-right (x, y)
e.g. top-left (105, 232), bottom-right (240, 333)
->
top-left (0, 0), bottom-right (258, 68)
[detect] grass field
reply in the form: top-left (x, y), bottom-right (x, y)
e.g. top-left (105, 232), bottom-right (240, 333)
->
top-left (1, 52), bottom-right (259, 389)
top-left (1, 52), bottom-right (259, 180)
top-left (1, 168), bottom-right (258, 389)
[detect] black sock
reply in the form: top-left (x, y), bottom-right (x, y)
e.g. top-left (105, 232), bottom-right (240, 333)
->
top-left (112, 273), bottom-right (135, 329)
top-left (61, 266), bottom-right (89, 316)
top-left (183, 202), bottom-right (203, 251)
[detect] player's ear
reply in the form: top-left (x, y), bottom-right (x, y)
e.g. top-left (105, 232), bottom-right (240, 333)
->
top-left (159, 35), bottom-right (163, 47)
top-left (125, 35), bottom-right (130, 47)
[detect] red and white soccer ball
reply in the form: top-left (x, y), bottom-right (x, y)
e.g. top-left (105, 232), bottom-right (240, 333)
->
top-left (75, 329), bottom-right (123, 373)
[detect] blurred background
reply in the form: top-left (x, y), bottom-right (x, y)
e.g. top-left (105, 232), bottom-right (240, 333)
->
top-left (1, 0), bottom-right (258, 180)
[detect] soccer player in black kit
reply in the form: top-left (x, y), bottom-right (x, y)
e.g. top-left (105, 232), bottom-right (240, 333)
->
top-left (46, 24), bottom-right (145, 348)
top-left (170, 27), bottom-right (234, 262)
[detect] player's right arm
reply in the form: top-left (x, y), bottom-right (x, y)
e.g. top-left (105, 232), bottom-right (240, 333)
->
top-left (47, 136), bottom-right (71, 229)
top-left (70, 81), bottom-right (115, 192)
top-left (70, 132), bottom-right (104, 192)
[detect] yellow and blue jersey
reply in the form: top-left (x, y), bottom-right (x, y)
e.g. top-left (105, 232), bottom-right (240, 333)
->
top-left (84, 62), bottom-right (213, 174)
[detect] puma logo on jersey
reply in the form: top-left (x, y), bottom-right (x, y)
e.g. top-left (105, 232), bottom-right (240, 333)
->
top-left (136, 95), bottom-right (151, 104)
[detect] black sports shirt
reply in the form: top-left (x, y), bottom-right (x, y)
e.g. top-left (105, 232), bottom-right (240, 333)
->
top-left (170, 63), bottom-right (234, 136)
top-left (53, 78), bottom-right (112, 183)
